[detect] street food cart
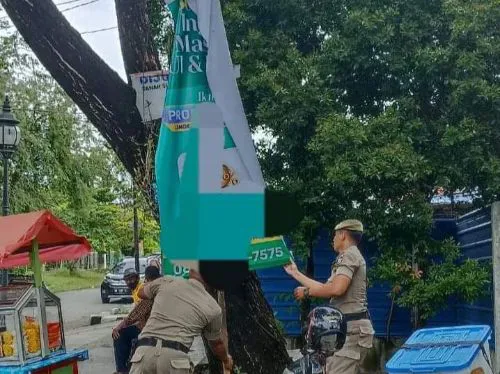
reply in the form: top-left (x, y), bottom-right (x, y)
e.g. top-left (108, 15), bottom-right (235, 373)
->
top-left (0, 210), bottom-right (91, 373)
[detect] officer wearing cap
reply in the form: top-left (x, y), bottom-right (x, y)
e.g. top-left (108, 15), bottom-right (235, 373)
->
top-left (284, 219), bottom-right (375, 373)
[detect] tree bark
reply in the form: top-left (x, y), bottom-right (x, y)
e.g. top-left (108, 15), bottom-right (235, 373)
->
top-left (114, 0), bottom-right (161, 81)
top-left (113, 0), bottom-right (162, 212)
top-left (225, 273), bottom-right (291, 373)
top-left (0, 1), bottom-right (291, 372)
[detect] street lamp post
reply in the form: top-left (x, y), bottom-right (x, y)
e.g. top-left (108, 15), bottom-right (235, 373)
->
top-left (0, 96), bottom-right (21, 216)
top-left (0, 95), bottom-right (21, 288)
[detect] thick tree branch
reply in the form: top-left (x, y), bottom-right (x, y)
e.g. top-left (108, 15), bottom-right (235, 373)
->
top-left (114, 0), bottom-right (162, 215)
top-left (115, 0), bottom-right (161, 79)
top-left (0, 0), bottom-right (147, 178)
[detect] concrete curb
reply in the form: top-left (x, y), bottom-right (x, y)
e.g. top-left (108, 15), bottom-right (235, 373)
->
top-left (89, 312), bottom-right (128, 326)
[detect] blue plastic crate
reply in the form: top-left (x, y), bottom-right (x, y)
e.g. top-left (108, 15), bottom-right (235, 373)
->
top-left (386, 325), bottom-right (492, 373)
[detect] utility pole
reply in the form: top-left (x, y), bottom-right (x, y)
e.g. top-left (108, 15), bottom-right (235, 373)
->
top-left (132, 183), bottom-right (140, 273)
top-left (491, 202), bottom-right (500, 373)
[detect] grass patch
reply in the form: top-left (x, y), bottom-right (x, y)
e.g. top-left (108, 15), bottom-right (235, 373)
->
top-left (43, 269), bottom-right (105, 293)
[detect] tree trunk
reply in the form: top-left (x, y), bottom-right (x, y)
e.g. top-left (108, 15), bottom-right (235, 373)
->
top-left (203, 277), bottom-right (291, 374)
top-left (226, 273), bottom-right (291, 373)
top-left (114, 0), bottom-right (161, 81)
top-left (0, 0), bottom-right (290, 372)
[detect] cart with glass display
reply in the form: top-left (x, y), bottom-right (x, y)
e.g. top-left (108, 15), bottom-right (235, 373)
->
top-left (0, 210), bottom-right (91, 373)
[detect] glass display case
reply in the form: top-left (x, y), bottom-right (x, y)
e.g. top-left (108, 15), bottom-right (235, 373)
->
top-left (0, 284), bottom-right (64, 366)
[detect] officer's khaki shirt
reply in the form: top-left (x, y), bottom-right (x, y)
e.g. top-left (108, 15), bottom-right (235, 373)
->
top-left (138, 276), bottom-right (222, 348)
top-left (327, 245), bottom-right (368, 314)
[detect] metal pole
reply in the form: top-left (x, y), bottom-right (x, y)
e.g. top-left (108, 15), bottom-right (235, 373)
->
top-left (133, 185), bottom-right (140, 273)
top-left (411, 244), bottom-right (419, 329)
top-left (1, 156), bottom-right (9, 289)
top-left (491, 202), bottom-right (500, 373)
top-left (2, 156), bottom-right (8, 216)
top-left (0, 156), bottom-right (9, 329)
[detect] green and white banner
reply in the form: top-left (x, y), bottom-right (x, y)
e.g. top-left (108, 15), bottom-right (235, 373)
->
top-left (155, 0), bottom-right (265, 272)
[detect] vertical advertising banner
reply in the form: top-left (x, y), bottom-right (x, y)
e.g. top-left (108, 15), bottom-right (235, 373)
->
top-left (155, 0), bottom-right (265, 285)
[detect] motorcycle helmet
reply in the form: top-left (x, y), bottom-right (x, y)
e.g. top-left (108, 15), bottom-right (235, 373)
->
top-left (305, 306), bottom-right (347, 356)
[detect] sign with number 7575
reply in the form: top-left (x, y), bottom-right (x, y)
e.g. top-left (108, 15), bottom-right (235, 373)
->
top-left (164, 236), bottom-right (293, 275)
top-left (248, 236), bottom-right (293, 270)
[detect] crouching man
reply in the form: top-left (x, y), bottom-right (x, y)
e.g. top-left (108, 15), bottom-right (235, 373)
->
top-left (129, 268), bottom-right (233, 374)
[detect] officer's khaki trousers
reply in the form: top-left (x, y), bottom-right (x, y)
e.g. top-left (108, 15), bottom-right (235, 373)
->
top-left (325, 319), bottom-right (374, 374)
top-left (129, 341), bottom-right (193, 374)
top-left (325, 346), bottom-right (369, 374)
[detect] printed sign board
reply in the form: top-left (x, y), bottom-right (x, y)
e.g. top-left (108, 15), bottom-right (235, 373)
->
top-left (130, 70), bottom-right (169, 122)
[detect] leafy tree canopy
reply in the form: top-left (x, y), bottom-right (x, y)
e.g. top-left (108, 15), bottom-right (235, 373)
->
top-left (211, 0), bottom-right (498, 323)
top-left (0, 31), bottom-right (159, 255)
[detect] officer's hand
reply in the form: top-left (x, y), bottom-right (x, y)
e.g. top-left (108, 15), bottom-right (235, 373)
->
top-left (112, 327), bottom-right (121, 340)
top-left (284, 260), bottom-right (299, 277)
top-left (294, 286), bottom-right (306, 300)
top-left (222, 354), bottom-right (233, 372)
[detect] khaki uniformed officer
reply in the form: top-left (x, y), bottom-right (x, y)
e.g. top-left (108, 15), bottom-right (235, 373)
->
top-left (284, 219), bottom-right (375, 374)
top-left (129, 269), bottom-right (233, 374)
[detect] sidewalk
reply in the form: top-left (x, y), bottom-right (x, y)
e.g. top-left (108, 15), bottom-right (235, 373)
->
top-left (66, 321), bottom-right (116, 373)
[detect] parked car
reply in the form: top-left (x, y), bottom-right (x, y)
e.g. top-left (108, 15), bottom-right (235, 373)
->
top-left (100, 256), bottom-right (150, 303)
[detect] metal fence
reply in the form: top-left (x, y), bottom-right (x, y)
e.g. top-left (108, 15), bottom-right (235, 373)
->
top-left (455, 207), bottom-right (494, 343)
top-left (50, 251), bottom-right (122, 271)
top-left (257, 210), bottom-right (494, 339)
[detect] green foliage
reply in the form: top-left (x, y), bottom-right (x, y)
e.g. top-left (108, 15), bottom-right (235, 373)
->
top-left (212, 0), bottom-right (500, 323)
top-left (289, 216), bottom-right (318, 259)
top-left (148, 0), bottom-right (174, 66)
top-left (43, 269), bottom-right (104, 294)
top-left (0, 33), bottom-right (160, 255)
top-left (375, 240), bottom-right (491, 322)
top-left (396, 258), bottom-right (490, 321)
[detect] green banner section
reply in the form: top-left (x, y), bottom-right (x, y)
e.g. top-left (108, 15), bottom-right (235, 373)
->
top-left (163, 257), bottom-right (190, 279)
top-left (248, 236), bottom-right (292, 270)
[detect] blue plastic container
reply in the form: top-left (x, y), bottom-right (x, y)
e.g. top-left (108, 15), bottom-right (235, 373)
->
top-left (386, 325), bottom-right (493, 373)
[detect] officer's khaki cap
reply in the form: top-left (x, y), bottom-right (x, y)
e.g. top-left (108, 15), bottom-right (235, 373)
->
top-left (334, 219), bottom-right (363, 233)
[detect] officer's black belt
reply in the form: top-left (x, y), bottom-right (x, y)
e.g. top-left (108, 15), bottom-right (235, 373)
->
top-left (343, 311), bottom-right (369, 322)
top-left (136, 337), bottom-right (190, 353)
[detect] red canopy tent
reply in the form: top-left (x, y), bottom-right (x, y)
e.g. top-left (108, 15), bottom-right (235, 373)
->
top-left (0, 210), bottom-right (91, 269)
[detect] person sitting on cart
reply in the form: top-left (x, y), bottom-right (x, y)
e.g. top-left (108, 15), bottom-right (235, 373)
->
top-left (112, 266), bottom-right (161, 374)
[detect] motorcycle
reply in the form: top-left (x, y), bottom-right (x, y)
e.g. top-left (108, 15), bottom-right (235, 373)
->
top-left (285, 350), bottom-right (324, 374)
top-left (284, 305), bottom-right (347, 374)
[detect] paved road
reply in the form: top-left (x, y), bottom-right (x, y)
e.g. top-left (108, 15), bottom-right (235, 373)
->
top-left (56, 288), bottom-right (131, 372)
top-left (57, 288), bottom-right (132, 330)
top-left (65, 321), bottom-right (116, 373)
